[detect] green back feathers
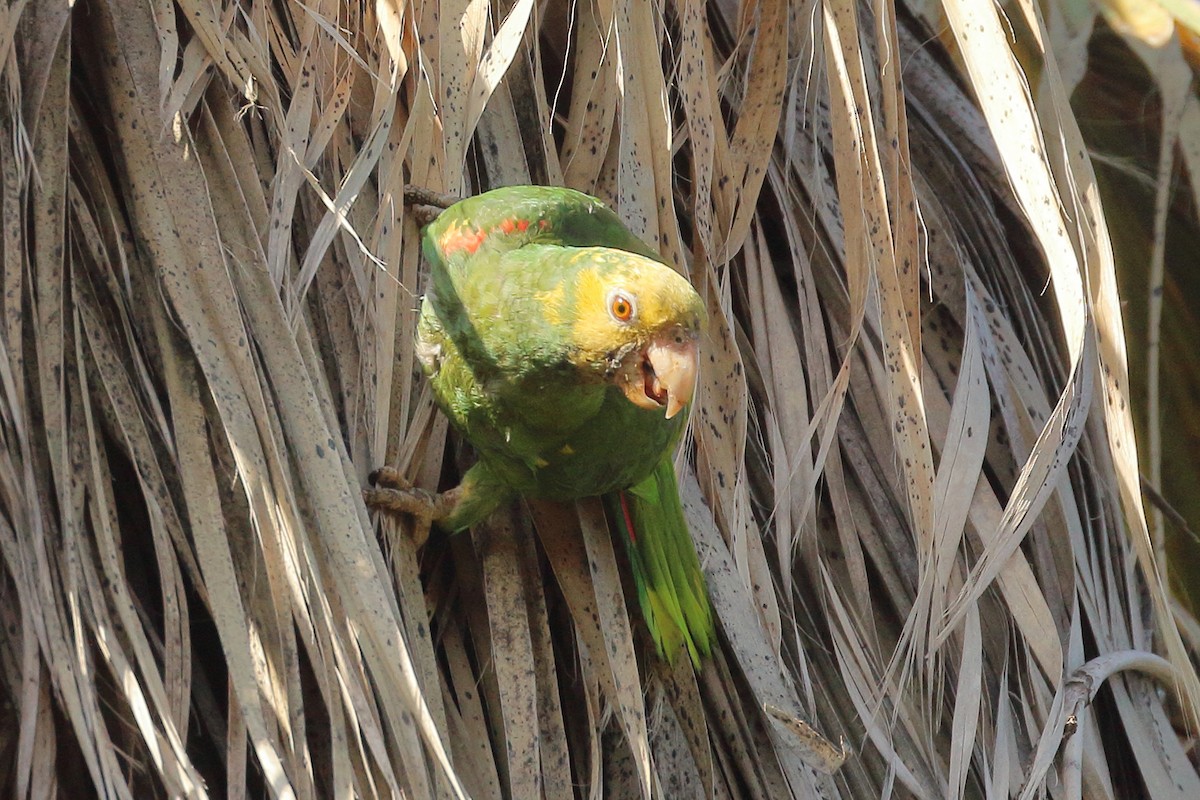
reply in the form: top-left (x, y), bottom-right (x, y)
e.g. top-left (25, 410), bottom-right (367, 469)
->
top-left (423, 186), bottom-right (660, 272)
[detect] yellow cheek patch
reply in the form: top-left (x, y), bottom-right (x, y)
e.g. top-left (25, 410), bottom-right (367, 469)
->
top-left (570, 265), bottom-right (625, 361)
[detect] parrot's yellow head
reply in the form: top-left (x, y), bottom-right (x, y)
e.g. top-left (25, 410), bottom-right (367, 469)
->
top-left (562, 248), bottom-right (706, 419)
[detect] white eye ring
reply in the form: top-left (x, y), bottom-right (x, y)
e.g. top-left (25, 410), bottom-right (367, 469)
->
top-left (607, 289), bottom-right (637, 324)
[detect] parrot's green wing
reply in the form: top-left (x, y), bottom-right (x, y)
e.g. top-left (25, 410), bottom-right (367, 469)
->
top-left (423, 185), bottom-right (661, 272)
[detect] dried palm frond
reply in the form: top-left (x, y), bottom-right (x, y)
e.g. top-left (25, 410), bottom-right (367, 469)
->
top-left (2, 0), bottom-right (1198, 797)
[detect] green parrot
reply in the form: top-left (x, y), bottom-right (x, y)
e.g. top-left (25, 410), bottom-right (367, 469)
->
top-left (371, 185), bottom-right (714, 667)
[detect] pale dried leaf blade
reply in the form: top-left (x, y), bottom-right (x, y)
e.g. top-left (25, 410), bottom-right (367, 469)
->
top-left (576, 497), bottom-right (654, 799)
top-left (476, 513), bottom-right (542, 800)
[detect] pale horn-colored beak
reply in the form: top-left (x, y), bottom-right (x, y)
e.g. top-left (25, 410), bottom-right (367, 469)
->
top-left (645, 335), bottom-right (699, 419)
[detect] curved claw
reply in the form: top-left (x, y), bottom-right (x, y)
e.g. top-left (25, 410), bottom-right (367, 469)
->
top-left (368, 466), bottom-right (411, 490)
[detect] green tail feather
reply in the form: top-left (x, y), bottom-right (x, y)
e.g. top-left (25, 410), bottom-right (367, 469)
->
top-left (605, 458), bottom-right (714, 668)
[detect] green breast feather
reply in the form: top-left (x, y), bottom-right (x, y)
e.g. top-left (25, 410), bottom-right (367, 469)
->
top-left (414, 185), bottom-right (714, 667)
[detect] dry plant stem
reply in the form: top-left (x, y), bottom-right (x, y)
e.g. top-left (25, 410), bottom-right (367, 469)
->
top-left (403, 186), bottom-right (459, 209)
top-left (1141, 474), bottom-right (1200, 545)
top-left (763, 703), bottom-right (850, 774)
top-left (1023, 651), bottom-right (1178, 800)
top-left (404, 186), bottom-right (459, 226)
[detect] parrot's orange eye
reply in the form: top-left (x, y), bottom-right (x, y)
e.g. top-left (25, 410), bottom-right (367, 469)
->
top-left (608, 291), bottom-right (636, 323)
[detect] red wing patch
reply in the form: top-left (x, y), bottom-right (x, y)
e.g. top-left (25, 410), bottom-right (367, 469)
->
top-left (439, 223), bottom-right (488, 256)
top-left (439, 217), bottom-right (552, 257)
top-left (619, 490), bottom-right (637, 544)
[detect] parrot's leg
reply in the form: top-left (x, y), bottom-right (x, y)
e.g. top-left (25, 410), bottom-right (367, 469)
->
top-left (364, 462), bottom-right (510, 540)
top-left (363, 469), bottom-right (462, 548)
top-left (363, 483), bottom-right (463, 521)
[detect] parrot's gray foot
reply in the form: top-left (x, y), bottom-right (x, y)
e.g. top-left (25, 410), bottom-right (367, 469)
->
top-left (364, 469), bottom-right (461, 548)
